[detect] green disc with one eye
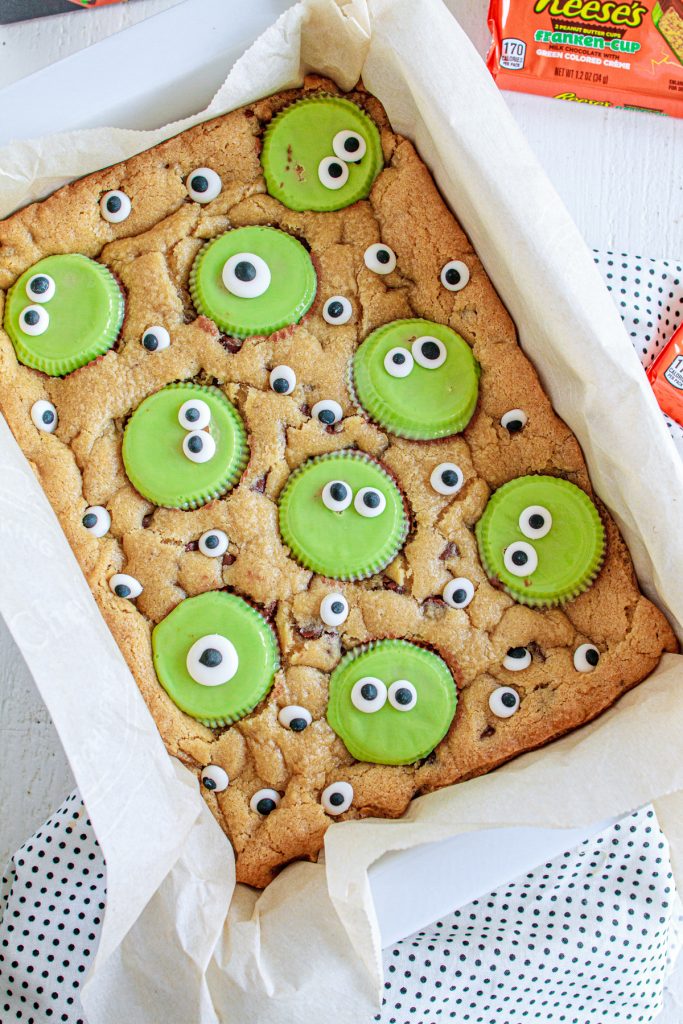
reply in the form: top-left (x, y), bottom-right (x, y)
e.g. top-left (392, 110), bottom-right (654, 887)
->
top-left (261, 94), bottom-right (384, 212)
top-left (190, 226), bottom-right (317, 338)
top-left (122, 383), bottom-right (248, 509)
top-left (4, 254), bottom-right (124, 376)
top-left (475, 475), bottom-right (606, 607)
top-left (152, 591), bottom-right (279, 727)
top-left (327, 640), bottom-right (457, 765)
top-left (278, 452), bottom-right (408, 581)
top-left (351, 319), bottom-right (480, 440)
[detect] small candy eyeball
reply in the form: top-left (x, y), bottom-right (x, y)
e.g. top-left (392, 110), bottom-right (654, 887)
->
top-left (26, 273), bottom-right (55, 303)
top-left (278, 705), bottom-right (312, 732)
top-left (503, 541), bottom-right (538, 577)
top-left (323, 296), bottom-right (353, 325)
top-left (489, 686), bottom-right (520, 718)
top-left (186, 633), bottom-right (238, 686)
top-left (250, 788), bottom-right (281, 815)
top-left (183, 430), bottom-right (216, 463)
top-left (318, 156), bottom-right (349, 190)
top-left (222, 252), bottom-right (271, 299)
top-left (354, 486), bottom-right (386, 518)
top-left (573, 642), bottom-right (600, 672)
top-left (519, 505), bottom-right (552, 540)
top-left (384, 346), bottom-right (414, 378)
top-left (333, 129), bottom-right (367, 162)
top-left (364, 243), bottom-right (397, 275)
top-left (430, 462), bottom-right (464, 496)
top-left (20, 305), bottom-right (49, 336)
top-left (388, 680), bottom-right (417, 711)
top-left (100, 190), bottom-right (131, 223)
top-left (178, 398), bottom-right (211, 431)
top-left (503, 646), bottom-right (532, 671)
top-left (413, 335), bottom-right (447, 369)
top-left (501, 409), bottom-right (528, 433)
top-left (186, 167), bottom-right (222, 203)
top-left (443, 577), bottom-right (475, 609)
top-left (109, 573), bottom-right (143, 600)
top-left (269, 365), bottom-right (296, 395)
top-left (351, 676), bottom-right (387, 713)
top-left (311, 399), bottom-right (343, 426)
top-left (198, 529), bottom-right (229, 557)
top-left (322, 479), bottom-right (353, 512)
top-left (321, 780), bottom-right (354, 815)
top-left (320, 592), bottom-right (349, 627)
top-left (201, 764), bottom-right (229, 793)
top-left (31, 399), bottom-right (57, 433)
top-left (82, 505), bottom-right (111, 538)
top-left (141, 326), bottom-right (170, 352)
top-left (440, 260), bottom-right (470, 292)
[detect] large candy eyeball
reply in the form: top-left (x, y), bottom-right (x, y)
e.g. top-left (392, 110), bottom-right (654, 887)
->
top-left (198, 529), bottom-right (229, 557)
top-left (100, 190), bottom-right (131, 223)
top-left (320, 592), bottom-right (349, 627)
top-left (278, 705), bottom-right (312, 732)
top-left (430, 462), bottom-right (464, 496)
top-left (503, 541), bottom-right (538, 577)
top-left (318, 156), bottom-right (349, 190)
top-left (183, 430), bottom-right (216, 463)
top-left (384, 347), bottom-right (413, 378)
top-left (354, 486), bottom-right (386, 518)
top-left (321, 780), bottom-right (353, 815)
top-left (440, 260), bottom-right (470, 292)
top-left (82, 505), bottom-right (111, 537)
top-left (519, 505), bottom-right (552, 539)
top-left (388, 680), bottom-right (417, 711)
top-left (311, 399), bottom-right (343, 426)
top-left (574, 642), bottom-right (600, 672)
top-left (186, 167), bottom-right (222, 203)
top-left (322, 480), bottom-right (353, 512)
top-left (186, 633), bottom-right (238, 686)
top-left (178, 398), bottom-right (211, 430)
top-left (269, 365), bottom-right (296, 395)
top-left (489, 686), bottom-right (520, 718)
top-left (250, 788), bottom-right (281, 815)
top-left (333, 130), bottom-right (367, 162)
top-left (201, 764), bottom-right (229, 792)
top-left (323, 296), bottom-right (352, 326)
top-left (351, 676), bottom-right (387, 713)
top-left (26, 273), bottom-right (55, 303)
top-left (443, 577), bottom-right (475, 609)
top-left (222, 252), bottom-right (271, 298)
top-left (364, 243), bottom-right (397, 275)
top-left (109, 573), bottom-right (142, 600)
top-left (503, 646), bottom-right (532, 671)
top-left (413, 335), bottom-right (447, 369)
top-left (141, 326), bottom-right (170, 352)
top-left (20, 305), bottom-right (49, 336)
top-left (501, 409), bottom-right (528, 433)
top-left (31, 399), bottom-right (57, 433)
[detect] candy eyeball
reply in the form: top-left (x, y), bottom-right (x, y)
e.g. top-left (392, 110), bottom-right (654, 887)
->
top-left (198, 529), bottom-right (229, 557)
top-left (322, 480), bottom-right (353, 512)
top-left (503, 646), bottom-right (532, 671)
top-left (20, 305), bottom-right (49, 336)
top-left (333, 130), bottom-right (367, 162)
top-left (351, 676), bottom-right (387, 713)
top-left (318, 156), bottom-right (350, 190)
top-left (109, 573), bottom-right (142, 600)
top-left (222, 252), bottom-right (271, 299)
top-left (384, 346), bottom-right (413, 378)
top-left (574, 642), bottom-right (600, 672)
top-left (430, 462), bottom-right (464, 496)
top-left (178, 398), bottom-right (211, 431)
top-left (443, 577), bottom-right (475, 609)
top-left (201, 764), bottom-right (229, 792)
top-left (440, 260), bottom-right (470, 292)
top-left (323, 296), bottom-right (353, 326)
top-left (250, 788), bottom-right (281, 815)
top-left (82, 505), bottom-right (111, 537)
top-left (354, 486), bottom-right (386, 518)
top-left (519, 505), bottom-right (552, 540)
top-left (141, 326), bottom-right (170, 352)
top-left (413, 335), bottom-right (447, 369)
top-left (186, 167), bottom-right (222, 203)
top-left (364, 243), bottom-right (397, 275)
top-left (100, 190), bottom-right (131, 223)
top-left (183, 430), bottom-right (216, 463)
top-left (320, 592), bottom-right (349, 627)
top-left (26, 273), bottom-right (55, 303)
top-left (388, 680), bottom-right (417, 711)
top-left (269, 365), bottom-right (296, 395)
top-left (501, 409), bottom-right (528, 433)
top-left (278, 705), bottom-right (312, 732)
top-left (311, 399), bottom-right (343, 426)
top-left (186, 633), bottom-right (238, 686)
top-left (321, 780), bottom-right (353, 815)
top-left (503, 541), bottom-right (538, 577)
top-left (489, 686), bottom-right (520, 718)
top-left (31, 399), bottom-right (57, 433)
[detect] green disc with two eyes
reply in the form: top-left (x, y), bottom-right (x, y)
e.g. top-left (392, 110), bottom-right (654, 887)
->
top-left (327, 640), bottom-right (457, 765)
top-left (475, 475), bottom-right (606, 607)
top-left (152, 591), bottom-right (279, 728)
top-left (278, 452), bottom-right (408, 580)
top-left (351, 318), bottom-right (480, 440)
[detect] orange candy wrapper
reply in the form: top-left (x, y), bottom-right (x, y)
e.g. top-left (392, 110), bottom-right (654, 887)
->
top-left (487, 0), bottom-right (683, 116)
top-left (648, 323), bottom-right (683, 428)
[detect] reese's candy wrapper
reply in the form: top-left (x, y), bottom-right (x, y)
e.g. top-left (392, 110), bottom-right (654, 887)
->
top-left (647, 323), bottom-right (683, 428)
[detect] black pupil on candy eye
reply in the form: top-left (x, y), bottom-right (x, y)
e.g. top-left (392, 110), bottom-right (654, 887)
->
top-left (199, 648), bottom-right (222, 668)
top-left (186, 407), bottom-right (200, 422)
top-left (273, 378), bottom-right (289, 393)
top-left (24, 310), bottom-right (40, 326)
top-left (205, 535), bottom-right (219, 549)
top-left (328, 162), bottom-right (344, 179)
top-left (501, 691), bottom-right (517, 708)
top-left (445, 268), bottom-right (461, 285)
top-left (586, 648), bottom-right (599, 666)
top-left (115, 584), bottom-right (131, 598)
top-left (257, 798), bottom-right (276, 815)
top-left (453, 589), bottom-right (467, 604)
top-left (395, 688), bottom-right (412, 705)
top-left (42, 410), bottom-right (54, 424)
top-left (235, 261), bottom-right (256, 282)
top-left (376, 249), bottom-right (390, 265)
top-left (318, 409), bottom-right (336, 424)
top-left (330, 483), bottom-right (347, 502)
top-left (327, 301), bottom-right (344, 318)
top-left (508, 647), bottom-right (526, 659)
top-left (191, 175), bottom-right (209, 193)
top-left (31, 277), bottom-right (49, 294)
top-left (363, 491), bottom-right (380, 509)
top-left (329, 792), bottom-right (345, 806)
top-left (511, 550), bottom-right (528, 566)
top-left (82, 513), bottom-right (97, 529)
top-left (202, 777), bottom-right (217, 790)
top-left (392, 352), bottom-right (406, 365)
top-left (143, 334), bottom-right (158, 350)
top-left (360, 683), bottom-right (377, 701)
top-left (106, 195), bottom-right (122, 212)
top-left (331, 601), bottom-right (344, 615)
top-left (188, 436), bottom-right (203, 453)
top-left (529, 514), bottom-right (544, 530)
top-left (507, 419), bottom-right (523, 433)
top-left (290, 718), bottom-right (307, 732)
top-left (344, 137), bottom-right (360, 153)
top-left (441, 469), bottom-right (459, 487)
top-left (421, 341), bottom-right (440, 361)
